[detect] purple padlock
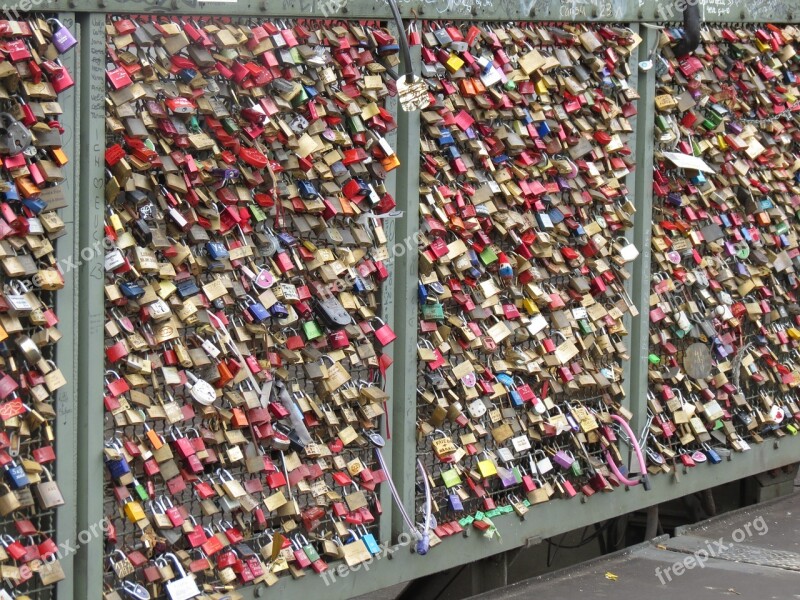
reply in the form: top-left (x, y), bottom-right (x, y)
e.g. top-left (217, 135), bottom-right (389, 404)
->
top-left (552, 450), bottom-right (574, 470)
top-left (49, 19), bottom-right (78, 54)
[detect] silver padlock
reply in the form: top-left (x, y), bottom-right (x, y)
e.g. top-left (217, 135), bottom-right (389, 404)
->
top-left (163, 553), bottom-right (200, 600)
top-left (0, 113), bottom-right (31, 156)
top-left (121, 580), bottom-right (151, 600)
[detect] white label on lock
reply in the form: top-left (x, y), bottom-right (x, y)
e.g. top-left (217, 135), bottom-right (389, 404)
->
top-left (572, 307), bottom-right (588, 320)
top-left (770, 405), bottom-right (785, 424)
top-left (511, 435), bottom-right (531, 452)
top-left (149, 299), bottom-right (171, 320)
top-left (26, 217), bottom-right (44, 235)
top-left (165, 575), bottom-right (201, 600)
top-left (104, 249), bottom-right (125, 271)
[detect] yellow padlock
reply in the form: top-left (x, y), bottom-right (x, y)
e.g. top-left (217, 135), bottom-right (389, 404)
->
top-left (755, 38), bottom-right (770, 53)
top-left (445, 53), bottom-right (464, 74)
top-left (788, 327), bottom-right (800, 340)
top-left (717, 134), bottom-right (728, 151)
top-left (123, 499), bottom-right (146, 523)
top-left (522, 298), bottom-right (539, 315)
top-left (535, 78), bottom-right (549, 95)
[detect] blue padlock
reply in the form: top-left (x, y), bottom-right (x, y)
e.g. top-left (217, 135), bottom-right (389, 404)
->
top-left (492, 154), bottom-right (509, 164)
top-left (549, 207), bottom-right (565, 224)
top-left (353, 277), bottom-right (367, 294)
top-left (704, 445), bottom-right (722, 464)
top-left (437, 129), bottom-right (454, 146)
top-left (269, 302), bottom-right (288, 319)
top-left (509, 389), bottom-right (523, 408)
top-left (105, 454), bottom-right (130, 481)
top-left (245, 296), bottom-right (270, 323)
top-left (206, 241), bottom-right (229, 261)
top-left (445, 146), bottom-right (460, 160)
top-left (303, 84), bottom-right (318, 100)
top-left (448, 492), bottom-right (463, 511)
top-left (22, 197), bottom-right (46, 214)
top-left (719, 213), bottom-right (731, 228)
top-left (418, 282), bottom-right (428, 304)
top-left (468, 248), bottom-right (481, 269)
top-left (297, 180), bottom-right (317, 199)
top-left (119, 281), bottom-right (145, 300)
top-left (359, 528), bottom-right (382, 555)
top-left (5, 462), bottom-right (28, 489)
top-left (276, 231), bottom-right (297, 246)
top-left (495, 372), bottom-right (514, 387)
top-left (536, 121), bottom-right (551, 137)
top-left (177, 68), bottom-right (197, 83)
top-left (3, 185), bottom-right (19, 202)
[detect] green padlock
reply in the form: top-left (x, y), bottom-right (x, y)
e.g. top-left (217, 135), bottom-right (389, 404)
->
top-left (648, 354), bottom-right (661, 364)
top-left (441, 467), bottom-right (461, 488)
top-left (347, 115), bottom-right (365, 134)
top-left (421, 302), bottom-right (444, 321)
top-left (221, 116), bottom-right (240, 134)
top-left (187, 115), bottom-right (201, 133)
top-left (479, 245), bottom-right (498, 265)
top-left (570, 460), bottom-right (582, 477)
top-left (249, 203), bottom-right (267, 223)
top-left (303, 320), bottom-right (323, 341)
top-left (578, 319), bottom-right (592, 336)
top-left (133, 478), bottom-right (149, 502)
top-left (301, 537), bottom-right (321, 562)
top-left (786, 423), bottom-right (798, 435)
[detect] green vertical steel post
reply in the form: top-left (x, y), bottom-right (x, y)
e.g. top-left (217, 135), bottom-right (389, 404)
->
top-left (75, 12), bottom-right (107, 600)
top-left (54, 13), bottom-right (79, 600)
top-left (392, 41), bottom-right (422, 542)
top-left (620, 30), bottom-right (640, 416)
top-left (377, 20), bottom-right (401, 545)
top-left (629, 25), bottom-right (657, 446)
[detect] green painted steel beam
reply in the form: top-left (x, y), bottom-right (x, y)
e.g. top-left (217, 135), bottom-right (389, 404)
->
top-left (54, 13), bottom-right (79, 600)
top-left (27, 0), bottom-right (800, 21)
top-left (74, 12), bottom-right (108, 600)
top-left (391, 43), bottom-right (422, 542)
top-left (629, 24), bottom-right (657, 449)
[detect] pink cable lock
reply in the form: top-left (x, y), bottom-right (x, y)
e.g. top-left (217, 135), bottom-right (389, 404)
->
top-left (604, 414), bottom-right (650, 491)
